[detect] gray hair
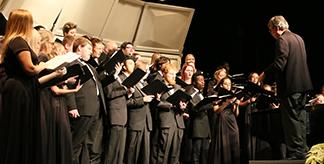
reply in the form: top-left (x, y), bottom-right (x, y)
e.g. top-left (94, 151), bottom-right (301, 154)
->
top-left (268, 15), bottom-right (289, 30)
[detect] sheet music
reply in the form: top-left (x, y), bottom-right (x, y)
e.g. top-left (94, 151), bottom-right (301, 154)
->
top-left (45, 52), bottom-right (79, 70)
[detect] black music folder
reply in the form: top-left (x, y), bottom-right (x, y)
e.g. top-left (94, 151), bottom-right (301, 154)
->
top-left (166, 89), bottom-right (192, 106)
top-left (243, 82), bottom-right (274, 97)
top-left (79, 65), bottom-right (93, 85)
top-left (97, 50), bottom-right (126, 74)
top-left (228, 73), bottom-right (246, 85)
top-left (122, 68), bottom-right (146, 88)
top-left (141, 79), bottom-right (169, 95)
top-left (176, 77), bottom-right (190, 88)
top-left (196, 94), bottom-right (219, 108)
top-left (54, 38), bottom-right (63, 44)
top-left (40, 64), bottom-right (83, 88)
top-left (100, 73), bottom-right (116, 88)
top-left (256, 93), bottom-right (280, 110)
top-left (217, 87), bottom-right (236, 99)
top-left (0, 12), bottom-right (7, 36)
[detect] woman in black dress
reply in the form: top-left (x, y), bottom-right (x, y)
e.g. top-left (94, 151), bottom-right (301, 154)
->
top-left (0, 9), bottom-right (64, 164)
top-left (208, 77), bottom-right (241, 164)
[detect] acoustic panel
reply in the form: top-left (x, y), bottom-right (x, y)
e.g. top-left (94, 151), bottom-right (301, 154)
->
top-left (55, 0), bottom-right (115, 37)
top-left (100, 0), bottom-right (144, 44)
top-left (133, 2), bottom-right (194, 54)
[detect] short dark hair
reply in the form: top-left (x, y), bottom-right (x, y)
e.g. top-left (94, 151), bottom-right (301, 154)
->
top-left (155, 56), bottom-right (170, 70)
top-left (120, 41), bottom-right (133, 50)
top-left (192, 70), bottom-right (204, 84)
top-left (63, 22), bottom-right (77, 35)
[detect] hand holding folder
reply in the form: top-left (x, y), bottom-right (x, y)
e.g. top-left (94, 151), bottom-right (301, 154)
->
top-left (195, 94), bottom-right (220, 109)
top-left (243, 81), bottom-right (275, 97)
top-left (40, 64), bottom-right (83, 88)
top-left (97, 50), bottom-right (126, 74)
top-left (166, 89), bottom-right (192, 106)
top-left (217, 87), bottom-right (236, 99)
top-left (122, 68), bottom-right (146, 88)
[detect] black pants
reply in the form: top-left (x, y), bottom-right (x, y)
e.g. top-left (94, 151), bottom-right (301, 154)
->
top-left (70, 113), bottom-right (100, 164)
top-left (281, 93), bottom-right (308, 159)
top-left (104, 125), bottom-right (126, 164)
top-left (125, 124), bottom-right (150, 164)
top-left (151, 126), bottom-right (184, 164)
top-left (192, 138), bottom-right (210, 164)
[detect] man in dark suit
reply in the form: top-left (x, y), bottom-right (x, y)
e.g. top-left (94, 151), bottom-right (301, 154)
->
top-left (150, 63), bottom-right (187, 164)
top-left (103, 57), bottom-right (134, 164)
top-left (125, 64), bottom-right (154, 164)
top-left (65, 37), bottom-right (107, 164)
top-left (87, 37), bottom-right (104, 69)
top-left (188, 71), bottom-right (211, 164)
top-left (146, 56), bottom-right (170, 84)
top-left (260, 15), bottom-right (313, 160)
top-left (98, 40), bottom-right (118, 64)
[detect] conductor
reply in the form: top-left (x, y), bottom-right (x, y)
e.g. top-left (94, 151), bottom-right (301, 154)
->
top-left (259, 15), bottom-right (313, 160)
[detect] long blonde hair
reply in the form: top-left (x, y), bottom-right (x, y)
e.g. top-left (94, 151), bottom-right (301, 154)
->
top-left (38, 29), bottom-right (54, 56)
top-left (29, 29), bottom-right (41, 55)
top-left (0, 9), bottom-right (34, 63)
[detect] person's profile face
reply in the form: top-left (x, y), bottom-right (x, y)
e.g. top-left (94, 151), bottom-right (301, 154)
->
top-left (196, 75), bottom-right (205, 90)
top-left (268, 27), bottom-right (279, 39)
top-left (249, 73), bottom-right (259, 84)
top-left (123, 44), bottom-right (135, 56)
top-left (79, 44), bottom-right (92, 61)
top-left (222, 78), bottom-right (231, 91)
top-left (66, 28), bottom-right (77, 37)
top-left (214, 68), bottom-right (227, 81)
top-left (183, 66), bottom-right (194, 79)
top-left (93, 43), bottom-right (104, 58)
top-left (165, 70), bottom-right (176, 85)
top-left (124, 59), bottom-right (135, 73)
top-left (185, 55), bottom-right (195, 64)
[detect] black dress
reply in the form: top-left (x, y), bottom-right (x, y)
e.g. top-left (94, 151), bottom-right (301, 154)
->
top-left (208, 104), bottom-right (240, 164)
top-left (38, 53), bottom-right (73, 164)
top-left (0, 63), bottom-right (7, 116)
top-left (48, 85), bottom-right (73, 164)
top-left (0, 37), bottom-right (44, 164)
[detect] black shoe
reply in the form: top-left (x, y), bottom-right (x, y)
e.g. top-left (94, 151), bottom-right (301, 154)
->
top-left (286, 154), bottom-right (305, 160)
top-left (286, 156), bottom-right (298, 160)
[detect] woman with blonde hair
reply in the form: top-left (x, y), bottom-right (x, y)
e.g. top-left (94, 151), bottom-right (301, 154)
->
top-left (38, 29), bottom-right (54, 60)
top-left (0, 9), bottom-right (49, 164)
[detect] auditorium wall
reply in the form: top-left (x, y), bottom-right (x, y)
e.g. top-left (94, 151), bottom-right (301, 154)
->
top-left (0, 0), bottom-right (195, 71)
